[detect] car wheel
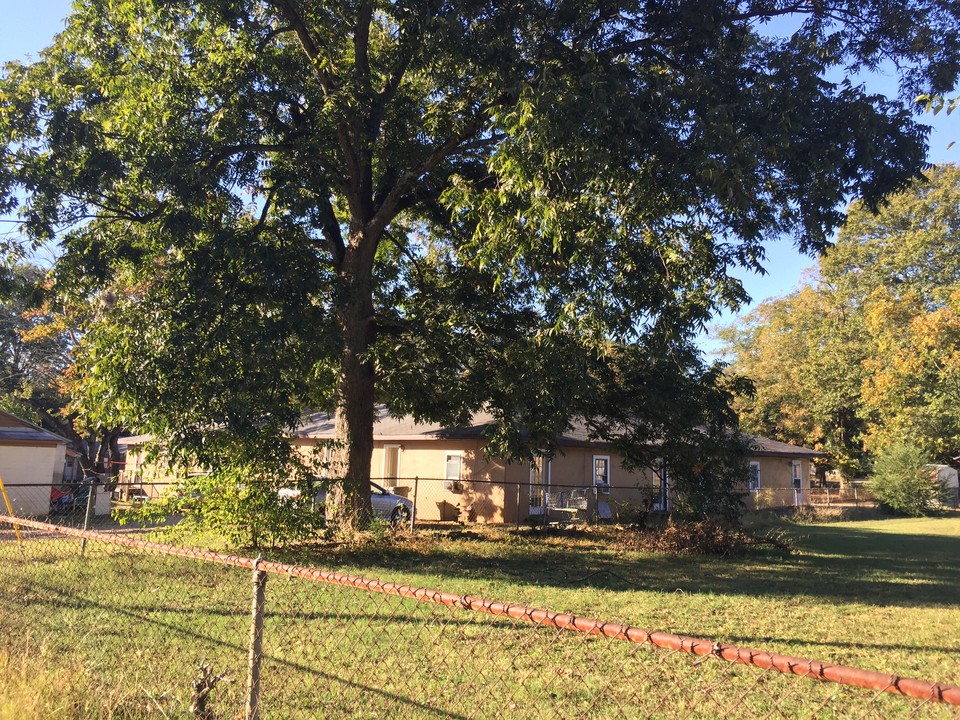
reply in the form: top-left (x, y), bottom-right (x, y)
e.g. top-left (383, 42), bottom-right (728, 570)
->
top-left (390, 504), bottom-right (411, 526)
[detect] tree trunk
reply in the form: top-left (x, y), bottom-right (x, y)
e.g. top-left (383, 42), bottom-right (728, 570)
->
top-left (103, 429), bottom-right (122, 490)
top-left (326, 244), bottom-right (377, 532)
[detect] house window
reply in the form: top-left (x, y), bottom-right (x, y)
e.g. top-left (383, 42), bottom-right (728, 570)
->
top-left (792, 460), bottom-right (803, 506)
top-left (593, 456), bottom-right (611, 494)
top-left (383, 445), bottom-right (401, 484)
top-left (749, 462), bottom-right (761, 491)
top-left (792, 460), bottom-right (803, 488)
top-left (315, 443), bottom-right (333, 479)
top-left (444, 453), bottom-right (462, 492)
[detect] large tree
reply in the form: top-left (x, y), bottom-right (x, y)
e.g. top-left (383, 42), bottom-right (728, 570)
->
top-left (2, 1), bottom-right (958, 529)
top-left (829, 164), bottom-right (960, 460)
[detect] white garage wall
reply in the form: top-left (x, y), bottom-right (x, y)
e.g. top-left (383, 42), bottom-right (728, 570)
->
top-left (0, 443), bottom-right (64, 517)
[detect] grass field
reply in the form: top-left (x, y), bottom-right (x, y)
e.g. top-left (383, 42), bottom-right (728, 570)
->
top-left (308, 515), bottom-right (960, 677)
top-left (1, 514), bottom-right (958, 718)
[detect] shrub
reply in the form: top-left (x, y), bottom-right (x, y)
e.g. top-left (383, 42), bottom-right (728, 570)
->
top-left (869, 443), bottom-right (947, 516)
top-left (652, 517), bottom-right (748, 555)
top-left (119, 461), bottom-right (326, 548)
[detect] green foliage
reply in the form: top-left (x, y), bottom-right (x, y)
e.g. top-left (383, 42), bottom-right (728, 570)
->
top-left (719, 284), bottom-right (871, 479)
top-left (869, 443), bottom-right (947, 517)
top-left (916, 93), bottom-right (959, 118)
top-left (122, 454), bottom-right (326, 548)
top-left (0, 263), bottom-right (63, 415)
top-left (0, 259), bottom-right (127, 476)
top-left (722, 165), bottom-right (960, 477)
top-left (3, 1), bottom-right (959, 531)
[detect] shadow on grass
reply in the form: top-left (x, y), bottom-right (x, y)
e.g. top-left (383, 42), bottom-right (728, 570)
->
top-left (278, 523), bottom-right (960, 609)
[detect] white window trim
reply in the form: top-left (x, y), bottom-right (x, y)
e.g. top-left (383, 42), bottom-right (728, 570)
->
top-left (444, 451), bottom-right (463, 492)
top-left (382, 444), bottom-right (401, 483)
top-left (749, 461), bottom-right (761, 491)
top-left (792, 460), bottom-right (803, 506)
top-left (593, 455), bottom-right (611, 495)
top-left (791, 460), bottom-right (803, 485)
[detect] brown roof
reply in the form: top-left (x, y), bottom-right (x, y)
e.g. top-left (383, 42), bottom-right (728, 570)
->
top-left (298, 410), bottom-right (609, 446)
top-left (296, 410), bottom-right (823, 458)
top-left (297, 410), bottom-right (569, 441)
top-left (746, 436), bottom-right (827, 458)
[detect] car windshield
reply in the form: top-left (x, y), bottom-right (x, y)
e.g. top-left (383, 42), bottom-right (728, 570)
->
top-left (370, 482), bottom-right (387, 495)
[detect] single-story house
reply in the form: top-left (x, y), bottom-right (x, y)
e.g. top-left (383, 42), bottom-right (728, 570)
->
top-left (0, 410), bottom-right (68, 517)
top-left (116, 434), bottom-right (208, 500)
top-left (294, 410), bottom-right (826, 524)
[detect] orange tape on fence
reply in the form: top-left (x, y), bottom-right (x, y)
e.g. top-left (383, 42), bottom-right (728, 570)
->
top-left (3, 514), bottom-right (958, 707)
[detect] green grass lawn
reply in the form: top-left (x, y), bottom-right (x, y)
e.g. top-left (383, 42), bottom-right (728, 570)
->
top-left (1, 514), bottom-right (958, 718)
top-left (274, 515), bottom-right (960, 682)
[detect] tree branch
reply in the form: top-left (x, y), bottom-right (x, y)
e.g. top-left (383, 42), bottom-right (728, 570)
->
top-left (264, 0), bottom-right (336, 94)
top-left (205, 143), bottom-right (298, 170)
top-left (355, 1), bottom-right (373, 94)
top-left (256, 187), bottom-right (276, 231)
top-left (316, 192), bottom-right (346, 270)
top-left (261, 1), bottom-right (365, 217)
top-left (367, 97), bottom-right (510, 236)
top-left (256, 25), bottom-right (294, 54)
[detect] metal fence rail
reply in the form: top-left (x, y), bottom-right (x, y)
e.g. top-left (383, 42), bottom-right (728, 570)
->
top-left (8, 476), bottom-right (958, 536)
top-left (1, 515), bottom-right (958, 719)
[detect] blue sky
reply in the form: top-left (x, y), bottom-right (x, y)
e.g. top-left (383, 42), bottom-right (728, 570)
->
top-left (2, 1), bottom-right (958, 355)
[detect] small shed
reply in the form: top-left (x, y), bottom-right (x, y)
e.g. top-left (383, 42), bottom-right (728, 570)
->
top-left (0, 410), bottom-right (67, 516)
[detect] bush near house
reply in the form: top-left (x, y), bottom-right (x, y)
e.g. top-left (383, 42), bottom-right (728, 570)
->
top-left (869, 443), bottom-right (948, 516)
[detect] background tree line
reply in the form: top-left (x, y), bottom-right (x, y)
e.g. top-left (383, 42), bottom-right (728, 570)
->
top-left (0, 261), bottom-right (124, 479)
top-left (720, 164), bottom-right (960, 481)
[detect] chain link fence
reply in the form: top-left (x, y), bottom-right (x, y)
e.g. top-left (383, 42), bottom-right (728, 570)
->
top-left (12, 471), bottom-right (958, 536)
top-left (2, 513), bottom-right (958, 719)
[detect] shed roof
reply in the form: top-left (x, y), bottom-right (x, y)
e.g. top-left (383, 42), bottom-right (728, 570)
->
top-left (0, 410), bottom-right (67, 446)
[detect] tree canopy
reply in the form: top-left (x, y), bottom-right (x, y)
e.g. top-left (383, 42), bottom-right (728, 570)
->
top-left (721, 165), bottom-right (960, 477)
top-left (2, 1), bottom-right (959, 529)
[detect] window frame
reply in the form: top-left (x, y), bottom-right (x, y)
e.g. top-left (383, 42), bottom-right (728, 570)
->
top-left (444, 451), bottom-right (463, 492)
top-left (382, 444), bottom-right (401, 484)
top-left (593, 455), bottom-right (611, 495)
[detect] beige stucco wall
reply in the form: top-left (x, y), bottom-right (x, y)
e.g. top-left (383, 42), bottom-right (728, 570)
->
top-left (515, 447), bottom-right (660, 523)
top-left (0, 442), bottom-right (66, 517)
top-left (369, 439), bottom-right (509, 523)
top-left (113, 434), bottom-right (818, 523)
top-left (118, 445), bottom-right (197, 499)
top-left (296, 438), bottom-right (819, 522)
top-left (744, 456), bottom-right (812, 510)
top-left (292, 439), bottom-right (663, 524)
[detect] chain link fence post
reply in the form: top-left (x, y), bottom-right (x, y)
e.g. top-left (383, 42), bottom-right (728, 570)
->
top-left (411, 476), bottom-right (418, 532)
top-left (516, 479), bottom-right (521, 530)
top-left (246, 556), bottom-right (268, 720)
top-left (80, 482), bottom-right (96, 557)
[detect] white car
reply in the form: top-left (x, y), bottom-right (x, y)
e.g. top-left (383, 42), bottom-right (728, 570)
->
top-left (366, 482), bottom-right (414, 525)
top-left (280, 482), bottom-right (413, 525)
